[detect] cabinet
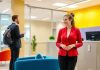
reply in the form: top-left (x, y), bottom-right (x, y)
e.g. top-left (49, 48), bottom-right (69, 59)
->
top-left (47, 41), bottom-right (100, 70)
top-left (76, 41), bottom-right (100, 70)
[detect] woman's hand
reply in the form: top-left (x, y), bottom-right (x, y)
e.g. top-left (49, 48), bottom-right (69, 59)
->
top-left (60, 44), bottom-right (76, 51)
top-left (60, 44), bottom-right (67, 50)
top-left (66, 44), bottom-right (76, 51)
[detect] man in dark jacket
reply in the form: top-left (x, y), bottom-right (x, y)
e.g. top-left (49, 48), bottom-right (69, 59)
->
top-left (9, 15), bottom-right (24, 70)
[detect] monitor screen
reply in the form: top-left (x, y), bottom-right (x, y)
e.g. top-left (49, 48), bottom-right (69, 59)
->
top-left (86, 31), bottom-right (100, 41)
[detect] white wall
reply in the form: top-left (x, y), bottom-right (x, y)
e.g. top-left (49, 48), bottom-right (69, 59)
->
top-left (56, 22), bottom-right (65, 38)
top-left (25, 20), bottom-right (52, 55)
top-left (30, 20), bottom-right (52, 42)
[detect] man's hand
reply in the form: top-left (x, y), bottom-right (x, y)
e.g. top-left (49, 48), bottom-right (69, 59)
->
top-left (21, 33), bottom-right (24, 37)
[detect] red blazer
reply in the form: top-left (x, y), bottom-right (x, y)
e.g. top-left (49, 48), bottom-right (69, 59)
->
top-left (56, 27), bottom-right (83, 56)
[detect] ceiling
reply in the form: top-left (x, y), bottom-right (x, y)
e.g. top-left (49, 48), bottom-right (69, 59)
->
top-left (0, 0), bottom-right (100, 22)
top-left (57, 0), bottom-right (100, 11)
top-left (25, 0), bottom-right (100, 22)
top-left (25, 0), bottom-right (84, 10)
top-left (25, 0), bottom-right (100, 11)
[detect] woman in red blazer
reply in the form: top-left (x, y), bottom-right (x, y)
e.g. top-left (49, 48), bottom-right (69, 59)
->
top-left (56, 13), bottom-right (83, 70)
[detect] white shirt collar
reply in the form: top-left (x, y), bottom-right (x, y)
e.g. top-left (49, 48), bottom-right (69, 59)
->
top-left (12, 21), bottom-right (17, 25)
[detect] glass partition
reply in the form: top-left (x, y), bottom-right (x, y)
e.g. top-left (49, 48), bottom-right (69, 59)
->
top-left (24, 5), bottom-right (67, 56)
top-left (0, 14), bottom-right (11, 51)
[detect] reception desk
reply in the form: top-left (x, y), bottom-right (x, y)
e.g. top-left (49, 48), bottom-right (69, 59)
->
top-left (47, 41), bottom-right (100, 70)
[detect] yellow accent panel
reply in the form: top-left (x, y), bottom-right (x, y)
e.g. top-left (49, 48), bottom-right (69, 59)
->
top-left (72, 5), bottom-right (100, 28)
top-left (11, 0), bottom-right (25, 57)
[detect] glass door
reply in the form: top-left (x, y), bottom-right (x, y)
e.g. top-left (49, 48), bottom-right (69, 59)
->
top-left (0, 14), bottom-right (11, 51)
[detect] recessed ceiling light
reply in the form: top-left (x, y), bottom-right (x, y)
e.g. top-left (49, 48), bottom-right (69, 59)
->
top-left (37, 0), bottom-right (42, 1)
top-left (31, 16), bottom-right (37, 19)
top-left (66, 4), bottom-right (78, 8)
top-left (53, 3), bottom-right (67, 7)
top-left (57, 4), bottom-right (78, 10)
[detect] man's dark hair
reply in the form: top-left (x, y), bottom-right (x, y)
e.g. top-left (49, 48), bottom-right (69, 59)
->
top-left (12, 15), bottom-right (18, 21)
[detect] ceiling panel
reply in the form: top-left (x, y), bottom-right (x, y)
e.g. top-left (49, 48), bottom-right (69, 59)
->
top-left (57, 0), bottom-right (100, 11)
top-left (25, 0), bottom-right (85, 9)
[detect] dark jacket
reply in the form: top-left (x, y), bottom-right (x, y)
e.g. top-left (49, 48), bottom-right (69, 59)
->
top-left (9, 23), bottom-right (24, 48)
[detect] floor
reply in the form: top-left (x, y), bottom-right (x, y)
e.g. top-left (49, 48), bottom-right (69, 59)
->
top-left (0, 62), bottom-right (9, 70)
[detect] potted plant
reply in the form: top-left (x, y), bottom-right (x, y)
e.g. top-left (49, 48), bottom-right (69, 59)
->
top-left (31, 35), bottom-right (37, 52)
top-left (49, 36), bottom-right (55, 40)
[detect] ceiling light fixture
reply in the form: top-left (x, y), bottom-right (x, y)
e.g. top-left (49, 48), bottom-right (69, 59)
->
top-left (37, 0), bottom-right (42, 1)
top-left (31, 16), bottom-right (37, 19)
top-left (53, 3), bottom-right (67, 7)
top-left (66, 4), bottom-right (78, 8)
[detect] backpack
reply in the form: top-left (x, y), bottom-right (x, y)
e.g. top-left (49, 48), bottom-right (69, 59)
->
top-left (3, 24), bottom-right (16, 45)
